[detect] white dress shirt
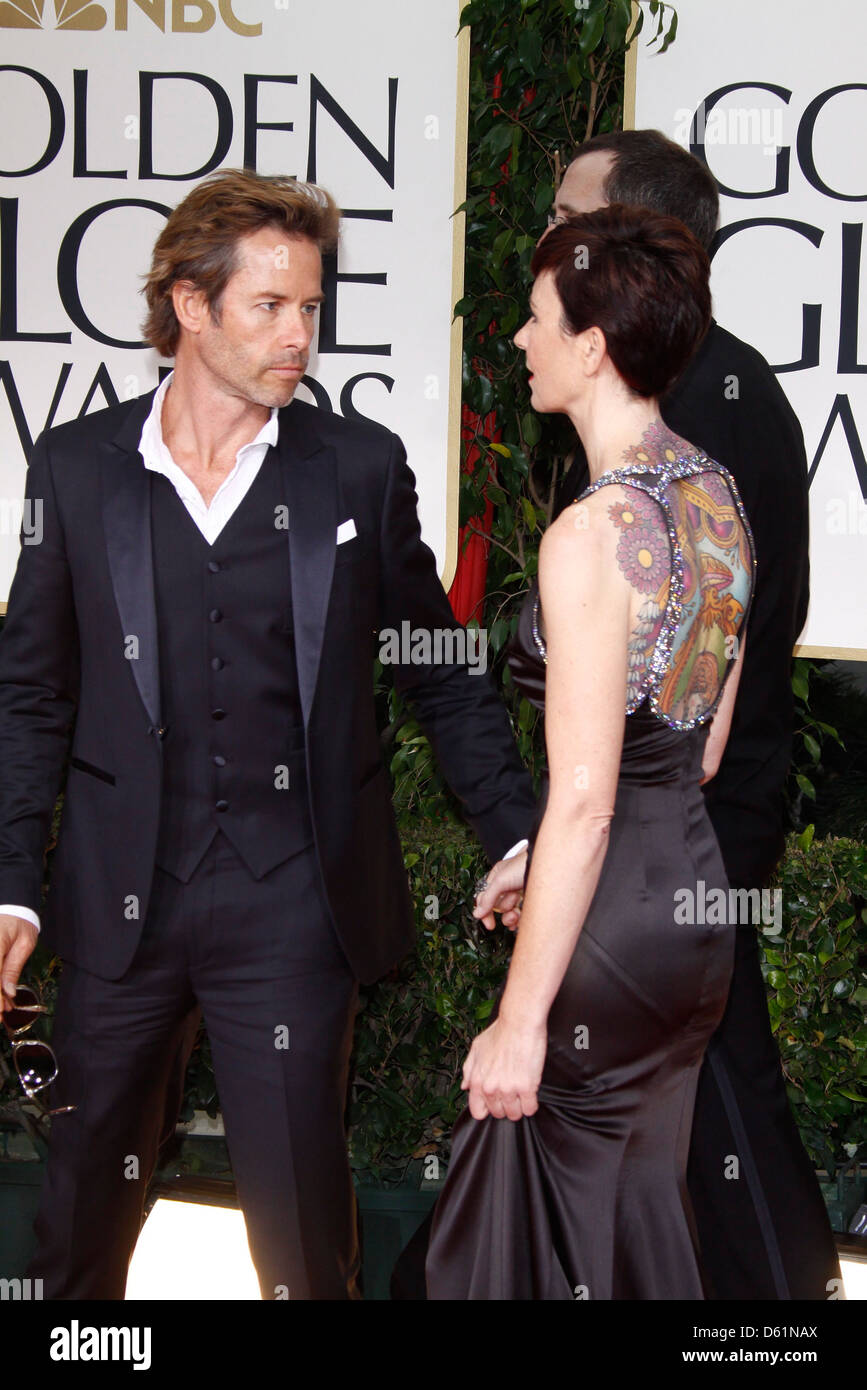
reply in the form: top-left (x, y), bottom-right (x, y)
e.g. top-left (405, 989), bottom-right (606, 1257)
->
top-left (139, 371), bottom-right (279, 544)
top-left (2, 373), bottom-right (279, 933)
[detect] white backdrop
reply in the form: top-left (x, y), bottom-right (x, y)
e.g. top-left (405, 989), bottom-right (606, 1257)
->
top-left (0, 0), bottom-right (468, 601)
top-left (630, 0), bottom-right (867, 657)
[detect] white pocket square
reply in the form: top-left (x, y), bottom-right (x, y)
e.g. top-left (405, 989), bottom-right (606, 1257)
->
top-left (336, 519), bottom-right (357, 544)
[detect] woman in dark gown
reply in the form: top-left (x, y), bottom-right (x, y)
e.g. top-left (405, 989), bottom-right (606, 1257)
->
top-left (425, 206), bottom-right (756, 1300)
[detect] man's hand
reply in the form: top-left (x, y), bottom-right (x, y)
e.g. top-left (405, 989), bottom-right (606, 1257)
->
top-left (462, 1015), bottom-right (547, 1121)
top-left (0, 915), bottom-right (39, 1015)
top-left (472, 850), bottom-right (527, 932)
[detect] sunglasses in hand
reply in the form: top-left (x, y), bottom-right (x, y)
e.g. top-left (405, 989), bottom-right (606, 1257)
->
top-left (2, 985), bottom-right (76, 1116)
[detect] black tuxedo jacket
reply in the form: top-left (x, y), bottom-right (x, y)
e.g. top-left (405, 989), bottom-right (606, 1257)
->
top-left (554, 321), bottom-right (810, 887)
top-left (0, 389), bottom-right (536, 983)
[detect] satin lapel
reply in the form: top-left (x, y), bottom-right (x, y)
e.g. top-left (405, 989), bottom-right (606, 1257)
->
top-left (102, 393), bottom-right (162, 729)
top-left (279, 431), bottom-right (337, 727)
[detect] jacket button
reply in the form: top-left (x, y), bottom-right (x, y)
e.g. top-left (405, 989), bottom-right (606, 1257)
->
top-left (211, 656), bottom-right (224, 671)
top-left (213, 754), bottom-right (227, 767)
top-left (211, 708), bottom-right (227, 721)
top-left (215, 799), bottom-right (229, 812)
top-left (208, 561), bottom-right (221, 574)
top-left (148, 725), bottom-right (168, 739)
top-left (209, 608), bottom-right (222, 623)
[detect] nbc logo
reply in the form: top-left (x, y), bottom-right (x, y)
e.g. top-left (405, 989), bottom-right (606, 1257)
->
top-left (0, 0), bottom-right (262, 34)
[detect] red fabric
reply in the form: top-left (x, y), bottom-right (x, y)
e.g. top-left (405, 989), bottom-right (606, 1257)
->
top-left (447, 404), bottom-right (498, 626)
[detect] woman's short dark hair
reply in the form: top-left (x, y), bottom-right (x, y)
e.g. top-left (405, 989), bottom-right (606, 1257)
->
top-left (530, 204), bottom-right (711, 398)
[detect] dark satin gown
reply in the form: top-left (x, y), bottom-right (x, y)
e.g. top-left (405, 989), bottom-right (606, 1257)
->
top-left (425, 454), bottom-right (756, 1301)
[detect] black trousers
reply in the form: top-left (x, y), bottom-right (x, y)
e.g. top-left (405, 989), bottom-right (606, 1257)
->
top-left (27, 831), bottom-right (360, 1300)
top-left (686, 923), bottom-right (842, 1300)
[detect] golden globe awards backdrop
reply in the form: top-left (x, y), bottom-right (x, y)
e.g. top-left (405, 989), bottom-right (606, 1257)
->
top-left (628, 0), bottom-right (867, 658)
top-left (0, 0), bottom-right (469, 603)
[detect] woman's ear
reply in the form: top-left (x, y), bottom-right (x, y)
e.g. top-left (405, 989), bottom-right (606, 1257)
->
top-left (578, 324), bottom-right (607, 376)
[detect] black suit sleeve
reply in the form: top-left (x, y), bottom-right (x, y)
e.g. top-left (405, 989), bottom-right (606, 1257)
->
top-left (0, 432), bottom-right (79, 910)
top-left (377, 433), bottom-right (536, 862)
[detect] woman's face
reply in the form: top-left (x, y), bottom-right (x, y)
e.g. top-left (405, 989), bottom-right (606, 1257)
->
top-left (514, 270), bottom-right (584, 416)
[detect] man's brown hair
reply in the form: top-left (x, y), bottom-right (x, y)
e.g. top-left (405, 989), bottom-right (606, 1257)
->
top-left (141, 168), bottom-right (340, 358)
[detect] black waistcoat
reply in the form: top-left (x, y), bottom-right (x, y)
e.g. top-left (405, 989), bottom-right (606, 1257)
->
top-left (149, 450), bottom-right (314, 882)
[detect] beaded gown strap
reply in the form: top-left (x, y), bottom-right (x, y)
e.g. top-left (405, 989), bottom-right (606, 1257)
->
top-left (531, 454), bottom-right (757, 731)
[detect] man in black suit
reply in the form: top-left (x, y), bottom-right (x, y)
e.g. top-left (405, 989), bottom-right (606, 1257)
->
top-left (0, 168), bottom-right (536, 1299)
top-left (545, 130), bottom-right (840, 1300)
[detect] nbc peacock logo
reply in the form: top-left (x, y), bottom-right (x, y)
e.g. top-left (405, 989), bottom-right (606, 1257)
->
top-left (0, 0), bottom-right (263, 33)
top-left (0, 0), bottom-right (107, 26)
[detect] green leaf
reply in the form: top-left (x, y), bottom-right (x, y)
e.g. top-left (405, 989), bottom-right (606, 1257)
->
top-left (578, 4), bottom-right (606, 54)
top-left (488, 442), bottom-right (512, 458)
top-left (659, 6), bottom-right (678, 54)
top-left (566, 53), bottom-right (584, 89)
top-left (517, 26), bottom-right (543, 70)
top-left (803, 732), bottom-right (821, 763)
top-left (534, 182), bottom-right (554, 215)
top-left (798, 823), bottom-right (815, 851)
top-left (476, 373), bottom-right (494, 414)
top-left (796, 773), bottom-right (816, 799)
top-left (485, 123), bottom-right (515, 157)
top-left (492, 227), bottom-right (515, 268)
top-left (521, 410), bottom-right (542, 447)
top-left (499, 302), bottom-right (521, 336)
top-left (818, 933), bottom-right (835, 963)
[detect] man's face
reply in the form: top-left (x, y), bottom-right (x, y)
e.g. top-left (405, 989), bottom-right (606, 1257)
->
top-left (191, 225), bottom-right (325, 408)
top-left (549, 149), bottom-right (614, 225)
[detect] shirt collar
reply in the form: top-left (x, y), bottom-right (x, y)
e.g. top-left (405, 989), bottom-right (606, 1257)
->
top-left (139, 370), bottom-right (279, 464)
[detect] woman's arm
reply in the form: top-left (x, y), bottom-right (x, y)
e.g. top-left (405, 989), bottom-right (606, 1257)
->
top-left (699, 630), bottom-right (748, 786)
top-left (461, 494), bottom-right (631, 1119)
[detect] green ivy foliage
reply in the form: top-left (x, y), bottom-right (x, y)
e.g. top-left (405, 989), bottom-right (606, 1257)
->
top-left (762, 833), bottom-right (867, 1176)
top-left (347, 816), bottom-right (507, 1182)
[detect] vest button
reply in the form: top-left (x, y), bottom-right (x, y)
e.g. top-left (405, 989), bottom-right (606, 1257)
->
top-left (208, 561), bottom-right (221, 574)
top-left (209, 608), bottom-right (223, 623)
top-left (213, 754), bottom-right (227, 767)
top-left (211, 708), bottom-right (227, 720)
top-left (211, 657), bottom-right (224, 671)
top-left (215, 799), bottom-right (229, 812)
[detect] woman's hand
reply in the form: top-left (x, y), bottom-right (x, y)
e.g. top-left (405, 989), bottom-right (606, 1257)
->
top-left (472, 850), bottom-right (527, 931)
top-left (462, 1016), bottom-right (547, 1121)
